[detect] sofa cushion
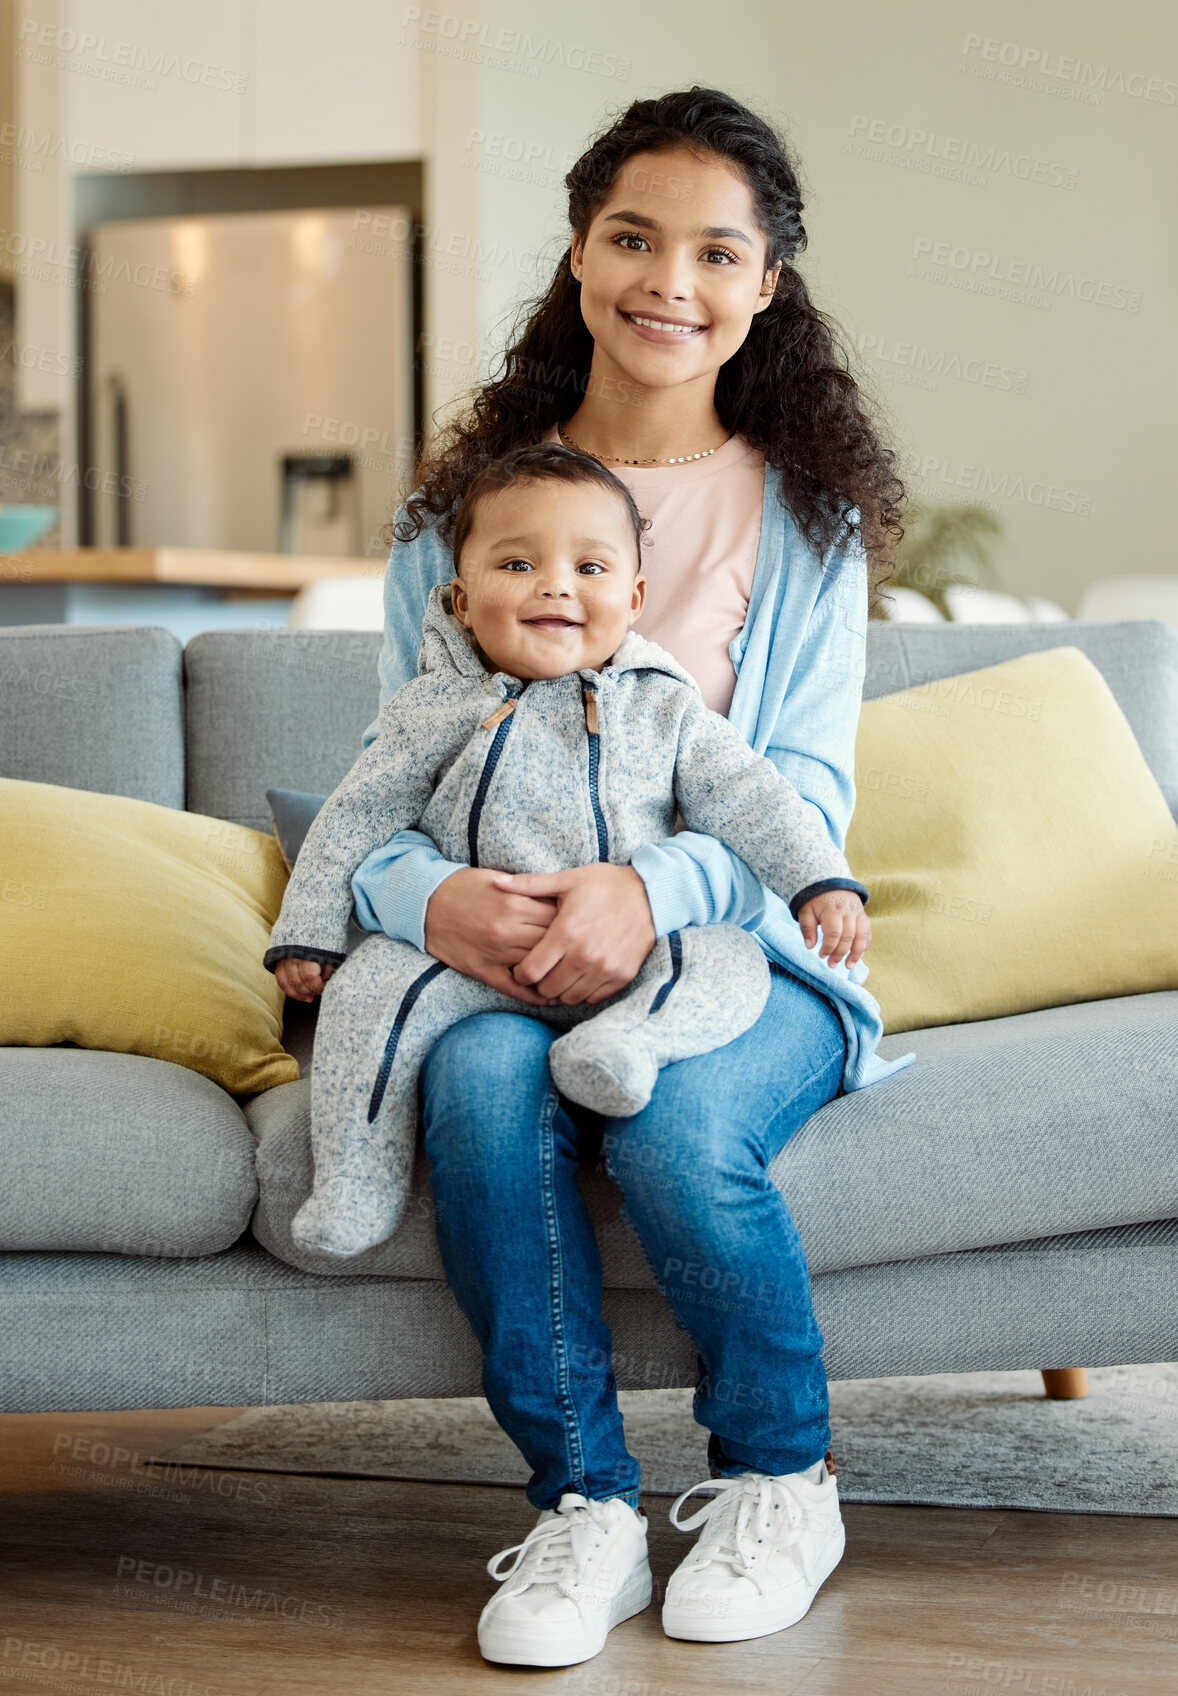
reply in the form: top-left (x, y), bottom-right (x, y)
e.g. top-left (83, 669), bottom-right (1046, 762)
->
top-left (244, 989), bottom-right (1178, 1284)
top-left (0, 1048), bottom-right (258, 1254)
top-left (782, 990), bottom-right (1178, 1276)
top-left (0, 776), bottom-right (298, 1095)
top-left (846, 646), bottom-right (1178, 1033)
top-left (861, 618), bottom-right (1178, 823)
top-left (0, 624), bottom-right (184, 806)
top-left (184, 630), bottom-right (382, 831)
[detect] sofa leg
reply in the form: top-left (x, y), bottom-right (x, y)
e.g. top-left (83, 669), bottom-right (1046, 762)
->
top-left (1041, 1368), bottom-right (1088, 1400)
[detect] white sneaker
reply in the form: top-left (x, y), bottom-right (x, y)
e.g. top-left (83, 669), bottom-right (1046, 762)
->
top-left (477, 1492), bottom-right (653, 1667)
top-left (661, 1460), bottom-right (845, 1642)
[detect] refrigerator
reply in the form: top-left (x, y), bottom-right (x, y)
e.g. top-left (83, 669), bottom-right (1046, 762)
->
top-left (87, 207), bottom-right (415, 558)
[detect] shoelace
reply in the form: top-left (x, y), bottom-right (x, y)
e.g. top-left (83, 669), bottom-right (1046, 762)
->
top-left (669, 1474), bottom-right (810, 1591)
top-left (486, 1498), bottom-right (617, 1605)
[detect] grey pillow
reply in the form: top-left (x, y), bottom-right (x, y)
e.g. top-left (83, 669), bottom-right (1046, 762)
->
top-left (265, 786), bottom-right (327, 870)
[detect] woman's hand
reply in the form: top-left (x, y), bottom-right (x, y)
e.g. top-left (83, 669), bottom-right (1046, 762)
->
top-left (274, 957), bottom-right (339, 1003)
top-left (491, 864), bottom-right (657, 1006)
top-left (797, 890), bottom-right (871, 968)
top-left (423, 866), bottom-right (564, 1007)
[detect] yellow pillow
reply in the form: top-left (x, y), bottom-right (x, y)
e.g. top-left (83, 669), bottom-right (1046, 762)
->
top-left (846, 647), bottom-right (1178, 1034)
top-left (0, 777), bottom-right (298, 1093)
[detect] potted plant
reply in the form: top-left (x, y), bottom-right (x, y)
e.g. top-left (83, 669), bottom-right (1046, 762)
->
top-left (874, 503), bottom-right (1006, 621)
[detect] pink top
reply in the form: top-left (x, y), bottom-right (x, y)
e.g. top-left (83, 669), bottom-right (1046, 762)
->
top-left (541, 425), bottom-right (766, 716)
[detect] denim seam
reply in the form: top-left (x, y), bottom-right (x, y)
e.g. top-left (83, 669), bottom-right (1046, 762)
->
top-left (539, 1076), bottom-right (588, 1495)
top-left (602, 1139), bottom-right (693, 1340)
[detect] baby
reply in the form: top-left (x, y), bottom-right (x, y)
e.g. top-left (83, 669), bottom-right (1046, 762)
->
top-left (264, 443), bottom-right (870, 1258)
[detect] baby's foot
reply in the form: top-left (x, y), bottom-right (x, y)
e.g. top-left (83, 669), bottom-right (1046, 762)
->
top-left (548, 1026), bottom-right (658, 1118)
top-left (291, 1178), bottom-right (403, 1258)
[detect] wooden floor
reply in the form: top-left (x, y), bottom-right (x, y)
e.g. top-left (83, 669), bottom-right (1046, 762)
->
top-left (2, 1404), bottom-right (1176, 1695)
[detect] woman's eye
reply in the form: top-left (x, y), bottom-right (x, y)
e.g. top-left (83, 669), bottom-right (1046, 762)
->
top-left (611, 232), bottom-right (738, 264)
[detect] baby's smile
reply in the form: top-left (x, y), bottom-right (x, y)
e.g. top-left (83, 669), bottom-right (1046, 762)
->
top-left (451, 474), bottom-right (646, 680)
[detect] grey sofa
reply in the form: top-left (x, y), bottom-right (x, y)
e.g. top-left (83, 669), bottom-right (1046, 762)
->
top-left (2, 615), bottom-right (1176, 1415)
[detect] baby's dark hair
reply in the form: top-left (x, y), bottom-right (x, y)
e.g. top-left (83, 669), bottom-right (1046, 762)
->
top-left (451, 443), bottom-right (648, 571)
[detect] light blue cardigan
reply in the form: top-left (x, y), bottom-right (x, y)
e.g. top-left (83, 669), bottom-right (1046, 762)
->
top-left (352, 467), bottom-right (916, 1094)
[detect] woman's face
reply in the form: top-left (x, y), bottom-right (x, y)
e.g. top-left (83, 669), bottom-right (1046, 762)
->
top-left (569, 145), bottom-right (780, 395)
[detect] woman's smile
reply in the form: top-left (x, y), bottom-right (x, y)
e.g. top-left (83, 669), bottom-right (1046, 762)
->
top-left (618, 308), bottom-right (709, 343)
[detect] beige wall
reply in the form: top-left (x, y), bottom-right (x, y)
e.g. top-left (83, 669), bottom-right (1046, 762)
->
top-left (422, 0), bottom-right (1175, 613)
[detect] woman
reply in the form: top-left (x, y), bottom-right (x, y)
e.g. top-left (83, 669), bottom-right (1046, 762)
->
top-left (350, 87), bottom-right (916, 1667)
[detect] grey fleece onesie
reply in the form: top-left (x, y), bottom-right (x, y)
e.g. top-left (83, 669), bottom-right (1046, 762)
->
top-left (264, 581), bottom-right (869, 1258)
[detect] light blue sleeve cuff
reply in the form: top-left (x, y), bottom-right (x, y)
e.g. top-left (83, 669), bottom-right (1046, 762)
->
top-left (629, 832), bottom-right (768, 938)
top-left (351, 833), bottom-right (465, 953)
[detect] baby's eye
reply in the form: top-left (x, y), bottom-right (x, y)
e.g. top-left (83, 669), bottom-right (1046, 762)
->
top-left (578, 561), bottom-right (606, 575)
top-left (501, 559), bottom-right (534, 572)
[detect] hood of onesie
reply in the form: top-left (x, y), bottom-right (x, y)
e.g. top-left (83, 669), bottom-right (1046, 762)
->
top-left (415, 579), bottom-right (699, 692)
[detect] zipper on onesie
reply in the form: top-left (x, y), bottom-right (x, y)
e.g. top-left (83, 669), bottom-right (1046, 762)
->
top-left (468, 683), bottom-right (522, 868)
top-left (368, 959), bottom-right (448, 1122)
top-left (582, 683), bottom-right (610, 862)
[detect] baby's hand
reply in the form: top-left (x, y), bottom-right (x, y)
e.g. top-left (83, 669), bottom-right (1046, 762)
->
top-left (274, 957), bottom-right (339, 1003)
top-left (796, 890), bottom-right (870, 968)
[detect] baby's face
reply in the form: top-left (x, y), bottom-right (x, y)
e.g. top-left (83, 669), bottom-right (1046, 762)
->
top-left (451, 477), bottom-right (646, 681)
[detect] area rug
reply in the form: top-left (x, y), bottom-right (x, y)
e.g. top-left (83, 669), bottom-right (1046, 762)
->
top-left (152, 1364), bottom-right (1178, 1516)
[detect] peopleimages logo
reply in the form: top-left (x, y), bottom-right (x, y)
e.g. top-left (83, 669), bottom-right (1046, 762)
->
top-left (848, 115), bottom-right (1078, 188)
top-left (400, 8), bottom-right (631, 82)
top-left (915, 452), bottom-right (1092, 517)
top-left (910, 237), bottom-right (1142, 312)
top-left (17, 18), bottom-right (250, 92)
top-left (959, 33), bottom-right (1177, 104)
top-left (853, 330), bottom-right (1029, 394)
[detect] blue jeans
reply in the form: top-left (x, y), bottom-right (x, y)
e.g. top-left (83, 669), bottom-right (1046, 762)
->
top-left (420, 959), bottom-right (847, 1511)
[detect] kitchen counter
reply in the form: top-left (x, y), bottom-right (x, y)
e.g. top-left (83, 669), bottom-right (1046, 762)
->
top-left (1, 547), bottom-right (385, 641)
top-left (3, 547), bottom-right (381, 590)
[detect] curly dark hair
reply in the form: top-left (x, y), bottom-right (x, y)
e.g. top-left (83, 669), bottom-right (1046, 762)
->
top-left (394, 86), bottom-right (904, 608)
top-left (451, 443), bottom-right (648, 573)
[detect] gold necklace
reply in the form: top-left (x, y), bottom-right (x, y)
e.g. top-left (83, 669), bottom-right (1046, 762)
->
top-left (558, 421), bottom-right (730, 466)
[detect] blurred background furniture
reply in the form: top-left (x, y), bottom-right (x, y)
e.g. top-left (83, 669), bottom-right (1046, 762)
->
top-left (87, 209), bottom-right (413, 557)
top-left (286, 573), bottom-right (385, 631)
top-left (0, 546), bottom-right (378, 643)
top-left (1077, 576), bottom-right (1178, 635)
top-left (881, 576), bottom-right (1178, 631)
